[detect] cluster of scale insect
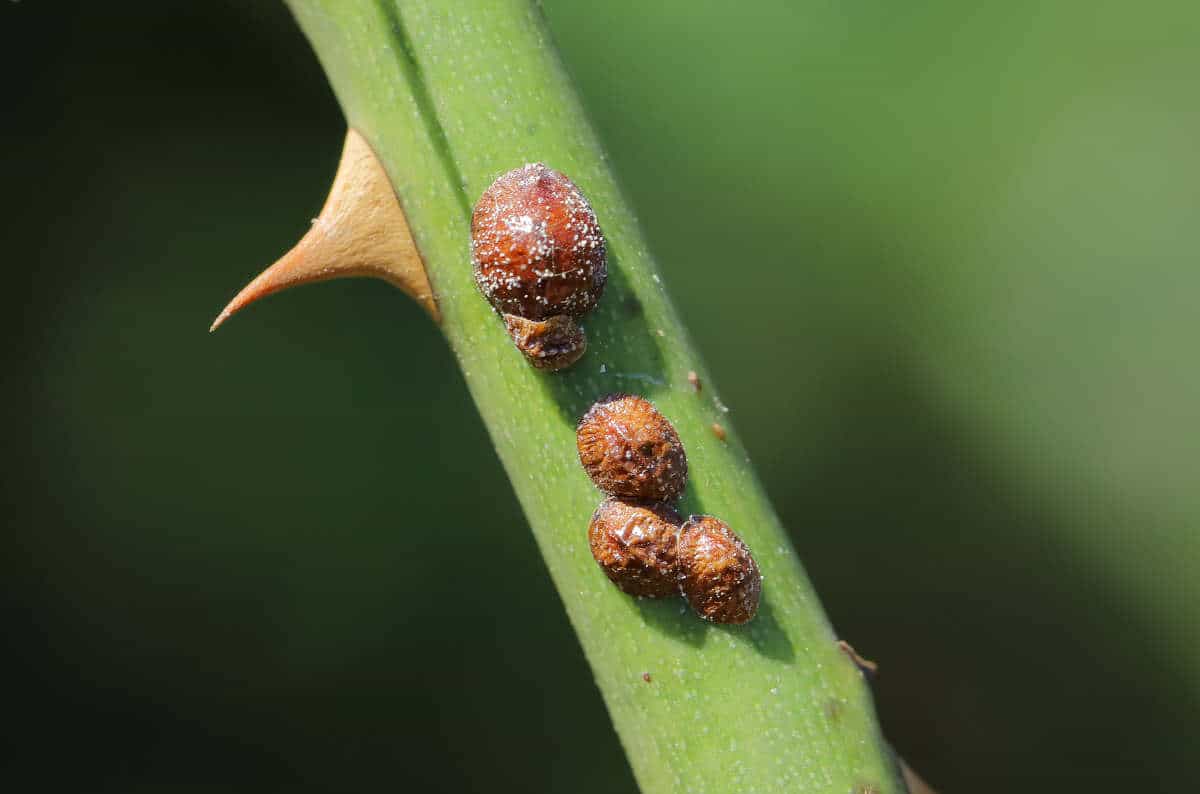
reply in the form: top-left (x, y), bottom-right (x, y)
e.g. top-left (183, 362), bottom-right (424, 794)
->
top-left (471, 166), bottom-right (758, 618)
top-left (578, 394), bottom-right (761, 624)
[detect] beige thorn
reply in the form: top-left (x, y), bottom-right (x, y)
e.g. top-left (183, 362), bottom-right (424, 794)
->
top-left (210, 128), bottom-right (439, 332)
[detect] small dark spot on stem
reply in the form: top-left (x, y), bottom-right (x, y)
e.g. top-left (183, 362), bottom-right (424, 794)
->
top-left (641, 672), bottom-right (652, 683)
top-left (711, 422), bottom-right (727, 442)
top-left (624, 295), bottom-right (643, 316)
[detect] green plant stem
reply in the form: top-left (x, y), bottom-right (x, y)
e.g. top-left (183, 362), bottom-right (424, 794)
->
top-left (285, 1), bottom-right (904, 791)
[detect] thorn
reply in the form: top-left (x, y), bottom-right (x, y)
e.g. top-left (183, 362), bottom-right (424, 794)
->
top-left (837, 639), bottom-right (879, 678)
top-left (210, 129), bottom-right (440, 332)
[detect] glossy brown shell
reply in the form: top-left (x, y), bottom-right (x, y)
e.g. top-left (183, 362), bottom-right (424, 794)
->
top-left (676, 515), bottom-right (761, 624)
top-left (502, 313), bottom-right (587, 371)
top-left (576, 394), bottom-right (688, 502)
top-left (471, 163), bottom-right (607, 320)
top-left (588, 498), bottom-right (682, 598)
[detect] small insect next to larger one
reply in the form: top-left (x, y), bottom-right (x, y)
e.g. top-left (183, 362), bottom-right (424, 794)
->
top-left (471, 163), bottom-right (607, 371)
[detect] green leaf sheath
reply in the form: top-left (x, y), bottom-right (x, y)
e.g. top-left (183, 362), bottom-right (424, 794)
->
top-left (285, 1), bottom-right (904, 791)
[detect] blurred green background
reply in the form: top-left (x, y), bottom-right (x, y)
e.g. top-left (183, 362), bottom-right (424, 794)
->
top-left (5, 1), bottom-right (1197, 791)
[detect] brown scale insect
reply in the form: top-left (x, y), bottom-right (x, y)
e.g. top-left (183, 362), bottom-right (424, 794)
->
top-left (676, 515), bottom-right (761, 624)
top-left (588, 498), bottom-right (682, 597)
top-left (471, 163), bottom-right (606, 370)
top-left (576, 394), bottom-right (688, 503)
top-left (502, 314), bottom-right (586, 371)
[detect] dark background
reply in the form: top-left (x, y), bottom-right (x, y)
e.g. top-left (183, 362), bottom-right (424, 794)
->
top-left (5, 1), bottom-right (1197, 791)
